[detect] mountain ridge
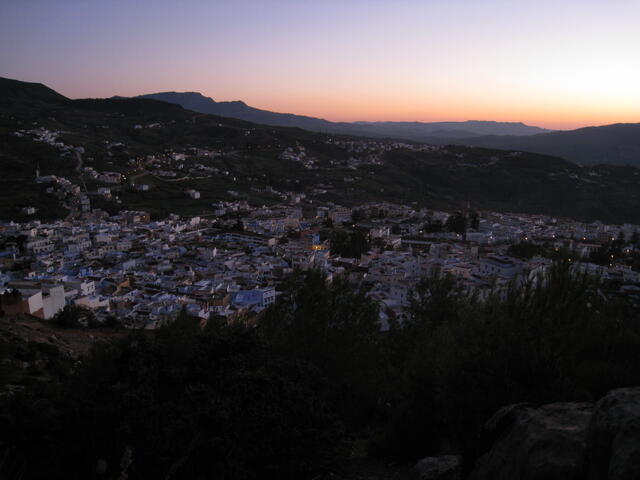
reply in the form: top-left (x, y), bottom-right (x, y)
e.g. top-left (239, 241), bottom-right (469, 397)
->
top-left (135, 90), bottom-right (640, 165)
top-left (4, 76), bottom-right (640, 224)
top-left (0, 77), bottom-right (69, 107)
top-left (136, 91), bottom-right (551, 138)
top-left (459, 123), bottom-right (640, 165)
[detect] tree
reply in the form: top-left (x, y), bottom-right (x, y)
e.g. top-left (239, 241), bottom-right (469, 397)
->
top-left (261, 269), bottom-right (384, 427)
top-left (286, 228), bottom-right (301, 239)
top-left (445, 212), bottom-right (466, 235)
top-left (372, 263), bottom-right (640, 464)
top-left (507, 241), bottom-right (544, 259)
top-left (1, 309), bottom-right (347, 480)
top-left (351, 209), bottom-right (365, 224)
top-left (468, 211), bottom-right (480, 230)
top-left (234, 215), bottom-right (245, 231)
top-left (423, 219), bottom-right (443, 233)
top-left (330, 229), bottom-right (370, 258)
top-left (103, 314), bottom-right (120, 328)
top-left (52, 304), bottom-right (96, 328)
top-left (3, 264), bottom-right (640, 478)
top-left (589, 245), bottom-right (610, 265)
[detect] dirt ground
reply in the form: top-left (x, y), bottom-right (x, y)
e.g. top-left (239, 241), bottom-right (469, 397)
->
top-left (0, 314), bottom-right (127, 358)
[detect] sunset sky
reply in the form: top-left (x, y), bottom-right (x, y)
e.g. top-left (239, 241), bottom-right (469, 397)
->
top-left (1, 0), bottom-right (638, 130)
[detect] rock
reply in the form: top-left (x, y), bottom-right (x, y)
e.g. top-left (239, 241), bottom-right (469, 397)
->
top-left (470, 402), bottom-right (593, 480)
top-left (412, 455), bottom-right (460, 480)
top-left (480, 403), bottom-right (532, 448)
top-left (586, 387), bottom-right (640, 480)
top-left (94, 458), bottom-right (108, 475)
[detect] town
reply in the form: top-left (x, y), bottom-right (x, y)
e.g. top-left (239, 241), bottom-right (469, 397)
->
top-left (5, 124), bottom-right (640, 331)
top-left (2, 195), bottom-right (639, 329)
top-left (4, 2), bottom-right (640, 477)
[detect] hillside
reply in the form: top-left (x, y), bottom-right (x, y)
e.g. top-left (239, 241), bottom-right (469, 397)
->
top-left (0, 77), bottom-right (69, 108)
top-left (457, 123), bottom-right (640, 166)
top-left (3, 77), bottom-right (640, 224)
top-left (137, 92), bottom-right (640, 166)
top-left (137, 91), bottom-right (549, 139)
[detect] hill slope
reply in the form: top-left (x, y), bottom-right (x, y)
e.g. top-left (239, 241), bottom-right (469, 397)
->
top-left (3, 77), bottom-right (640, 224)
top-left (457, 123), bottom-right (640, 166)
top-left (0, 77), bottom-right (69, 108)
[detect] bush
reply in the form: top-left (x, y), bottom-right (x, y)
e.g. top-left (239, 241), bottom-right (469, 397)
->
top-left (261, 269), bottom-right (385, 428)
top-left (3, 263), bottom-right (640, 478)
top-left (52, 304), bottom-right (96, 328)
top-left (372, 263), bottom-right (640, 466)
top-left (0, 313), bottom-right (347, 480)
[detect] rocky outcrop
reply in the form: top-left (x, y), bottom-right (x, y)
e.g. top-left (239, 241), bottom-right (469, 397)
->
top-left (470, 402), bottom-right (593, 480)
top-left (469, 388), bottom-right (640, 480)
top-left (586, 388), bottom-right (640, 480)
top-left (412, 455), bottom-right (460, 480)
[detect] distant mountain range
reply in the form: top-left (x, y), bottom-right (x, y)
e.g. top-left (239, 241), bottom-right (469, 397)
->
top-left (455, 124), bottom-right (640, 166)
top-left (1, 77), bottom-right (638, 167)
top-left (4, 76), bottom-right (640, 224)
top-left (136, 91), bottom-right (640, 166)
top-left (136, 91), bottom-right (550, 139)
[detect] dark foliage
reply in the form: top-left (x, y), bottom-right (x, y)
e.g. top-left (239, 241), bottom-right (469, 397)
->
top-left (52, 304), bottom-right (97, 328)
top-left (506, 241), bottom-right (545, 259)
top-left (445, 212), bottom-right (467, 235)
top-left (330, 228), bottom-right (370, 259)
top-left (0, 313), bottom-right (346, 480)
top-left (370, 263), bottom-right (640, 470)
top-left (422, 218), bottom-right (443, 233)
top-left (2, 265), bottom-right (640, 479)
top-left (261, 270), bottom-right (385, 428)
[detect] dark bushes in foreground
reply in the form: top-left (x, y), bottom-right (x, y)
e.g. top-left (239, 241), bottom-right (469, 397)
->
top-left (1, 263), bottom-right (640, 478)
top-left (372, 262), bottom-right (640, 470)
top-left (0, 314), bottom-right (346, 480)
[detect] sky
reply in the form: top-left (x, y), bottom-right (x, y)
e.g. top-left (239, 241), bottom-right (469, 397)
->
top-left (1, 0), bottom-right (639, 130)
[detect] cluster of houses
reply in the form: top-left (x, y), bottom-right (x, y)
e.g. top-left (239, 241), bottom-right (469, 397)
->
top-left (1, 198), bottom-right (639, 330)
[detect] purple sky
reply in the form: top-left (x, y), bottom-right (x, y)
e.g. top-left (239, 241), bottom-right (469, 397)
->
top-left (1, 0), bottom-right (639, 129)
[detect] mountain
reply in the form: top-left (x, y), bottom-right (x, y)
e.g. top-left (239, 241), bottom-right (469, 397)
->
top-left (4, 76), bottom-right (640, 224)
top-left (0, 77), bottom-right (69, 108)
top-left (455, 123), bottom-right (640, 166)
top-left (137, 92), bottom-right (640, 166)
top-left (137, 91), bottom-right (344, 131)
top-left (351, 120), bottom-right (549, 137)
top-left (136, 91), bottom-right (550, 140)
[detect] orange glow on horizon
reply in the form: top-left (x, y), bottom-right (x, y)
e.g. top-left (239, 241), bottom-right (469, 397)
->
top-left (7, 0), bottom-right (637, 132)
top-left (207, 93), bottom-right (640, 131)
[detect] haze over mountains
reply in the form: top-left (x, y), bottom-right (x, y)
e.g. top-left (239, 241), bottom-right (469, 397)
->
top-left (138, 91), bottom-right (640, 166)
top-left (460, 123), bottom-right (640, 166)
top-left (136, 91), bottom-right (550, 139)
